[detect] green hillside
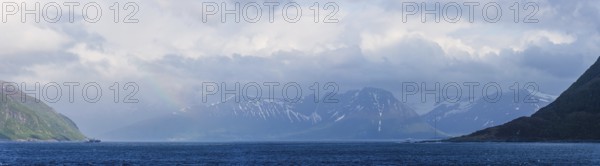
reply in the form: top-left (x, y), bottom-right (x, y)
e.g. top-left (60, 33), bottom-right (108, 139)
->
top-left (1, 81), bottom-right (86, 141)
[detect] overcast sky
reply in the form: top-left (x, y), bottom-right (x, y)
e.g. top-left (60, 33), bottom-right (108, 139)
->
top-left (1, 0), bottom-right (599, 136)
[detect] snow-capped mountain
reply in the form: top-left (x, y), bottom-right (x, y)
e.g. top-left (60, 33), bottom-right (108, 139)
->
top-left (201, 98), bottom-right (319, 123)
top-left (421, 89), bottom-right (556, 136)
top-left (105, 87), bottom-right (442, 141)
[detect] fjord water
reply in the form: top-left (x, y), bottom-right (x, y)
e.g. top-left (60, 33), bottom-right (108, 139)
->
top-left (1, 142), bottom-right (599, 165)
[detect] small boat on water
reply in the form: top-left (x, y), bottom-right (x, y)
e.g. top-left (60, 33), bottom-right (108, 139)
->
top-left (86, 139), bottom-right (101, 143)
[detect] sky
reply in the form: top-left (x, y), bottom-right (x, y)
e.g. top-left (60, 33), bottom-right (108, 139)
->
top-left (1, 0), bottom-right (599, 137)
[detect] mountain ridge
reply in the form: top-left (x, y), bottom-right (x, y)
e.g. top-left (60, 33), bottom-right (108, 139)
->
top-left (0, 80), bottom-right (86, 141)
top-left (422, 89), bottom-right (555, 136)
top-left (104, 87), bottom-right (443, 141)
top-left (450, 56), bottom-right (600, 142)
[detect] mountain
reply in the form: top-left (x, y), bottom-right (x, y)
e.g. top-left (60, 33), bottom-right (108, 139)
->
top-left (422, 89), bottom-right (555, 136)
top-left (0, 81), bottom-right (86, 141)
top-left (450, 56), bottom-right (600, 141)
top-left (105, 87), bottom-right (442, 141)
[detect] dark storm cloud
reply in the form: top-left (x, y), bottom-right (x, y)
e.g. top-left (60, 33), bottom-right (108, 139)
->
top-left (518, 46), bottom-right (586, 78)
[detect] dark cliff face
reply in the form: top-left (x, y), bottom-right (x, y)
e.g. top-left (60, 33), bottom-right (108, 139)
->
top-left (0, 81), bottom-right (86, 141)
top-left (450, 57), bottom-right (600, 142)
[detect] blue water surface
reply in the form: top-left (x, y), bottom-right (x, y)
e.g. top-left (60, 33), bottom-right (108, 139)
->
top-left (1, 142), bottom-right (599, 165)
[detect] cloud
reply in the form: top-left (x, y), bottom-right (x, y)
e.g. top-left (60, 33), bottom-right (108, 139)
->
top-left (518, 46), bottom-right (586, 78)
top-left (2, 0), bottom-right (600, 136)
top-left (3, 0), bottom-right (598, 93)
top-left (0, 23), bottom-right (70, 56)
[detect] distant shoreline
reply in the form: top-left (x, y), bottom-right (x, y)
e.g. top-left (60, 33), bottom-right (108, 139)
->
top-left (440, 139), bottom-right (600, 143)
top-left (0, 139), bottom-right (88, 143)
top-left (2, 139), bottom-right (600, 144)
